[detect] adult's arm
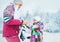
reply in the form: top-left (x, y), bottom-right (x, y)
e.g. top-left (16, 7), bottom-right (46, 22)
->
top-left (6, 19), bottom-right (22, 26)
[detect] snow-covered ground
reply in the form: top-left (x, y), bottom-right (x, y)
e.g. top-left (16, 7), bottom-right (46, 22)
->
top-left (0, 34), bottom-right (7, 42)
top-left (0, 33), bottom-right (30, 42)
top-left (43, 32), bottom-right (60, 42)
top-left (0, 32), bottom-right (60, 42)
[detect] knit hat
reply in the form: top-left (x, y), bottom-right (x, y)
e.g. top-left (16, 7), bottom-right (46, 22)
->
top-left (13, 0), bottom-right (23, 5)
top-left (33, 16), bottom-right (41, 22)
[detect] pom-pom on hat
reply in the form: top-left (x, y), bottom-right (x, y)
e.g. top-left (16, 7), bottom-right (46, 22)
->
top-left (33, 16), bottom-right (41, 22)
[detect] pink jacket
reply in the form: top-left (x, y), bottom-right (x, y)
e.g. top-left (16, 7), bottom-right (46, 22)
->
top-left (3, 19), bottom-right (22, 37)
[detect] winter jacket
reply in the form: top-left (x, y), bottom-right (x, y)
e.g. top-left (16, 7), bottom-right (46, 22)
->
top-left (3, 19), bottom-right (22, 37)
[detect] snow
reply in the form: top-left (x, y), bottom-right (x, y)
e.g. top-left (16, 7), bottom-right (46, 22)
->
top-left (0, 34), bottom-right (7, 42)
top-left (0, 32), bottom-right (60, 42)
top-left (43, 32), bottom-right (60, 42)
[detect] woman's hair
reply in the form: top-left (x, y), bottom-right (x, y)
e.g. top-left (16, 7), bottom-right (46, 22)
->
top-left (3, 4), bottom-right (15, 17)
top-left (3, 4), bottom-right (15, 23)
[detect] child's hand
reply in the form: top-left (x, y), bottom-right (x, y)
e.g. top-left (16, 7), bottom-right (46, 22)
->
top-left (33, 25), bottom-right (38, 28)
top-left (40, 25), bottom-right (43, 29)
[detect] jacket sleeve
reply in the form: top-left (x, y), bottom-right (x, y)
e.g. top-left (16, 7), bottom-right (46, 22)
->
top-left (6, 19), bottom-right (22, 26)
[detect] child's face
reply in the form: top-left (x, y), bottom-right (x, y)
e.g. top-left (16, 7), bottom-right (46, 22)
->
top-left (33, 20), bottom-right (38, 23)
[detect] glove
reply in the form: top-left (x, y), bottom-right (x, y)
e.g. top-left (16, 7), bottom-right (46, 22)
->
top-left (20, 32), bottom-right (25, 41)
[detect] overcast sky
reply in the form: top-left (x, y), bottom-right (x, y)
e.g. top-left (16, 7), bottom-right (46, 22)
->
top-left (0, 0), bottom-right (60, 16)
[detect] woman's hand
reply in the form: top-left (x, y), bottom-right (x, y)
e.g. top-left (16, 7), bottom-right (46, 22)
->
top-left (23, 20), bottom-right (30, 26)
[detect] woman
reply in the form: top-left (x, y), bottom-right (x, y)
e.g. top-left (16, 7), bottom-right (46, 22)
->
top-left (3, 0), bottom-right (23, 42)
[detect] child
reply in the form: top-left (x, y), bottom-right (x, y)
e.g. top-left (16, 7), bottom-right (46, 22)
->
top-left (3, 0), bottom-right (23, 42)
top-left (24, 16), bottom-right (44, 42)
